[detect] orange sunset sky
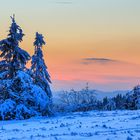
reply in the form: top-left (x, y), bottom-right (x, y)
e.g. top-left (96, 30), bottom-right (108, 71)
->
top-left (0, 0), bottom-right (140, 91)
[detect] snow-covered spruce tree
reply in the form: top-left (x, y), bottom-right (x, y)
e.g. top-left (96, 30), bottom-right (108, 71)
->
top-left (113, 94), bottom-right (126, 110)
top-left (0, 15), bottom-right (30, 79)
top-left (31, 32), bottom-right (52, 99)
top-left (133, 85), bottom-right (140, 109)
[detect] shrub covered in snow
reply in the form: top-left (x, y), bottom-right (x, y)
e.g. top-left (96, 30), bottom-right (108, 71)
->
top-left (53, 87), bottom-right (97, 113)
top-left (0, 99), bottom-right (16, 120)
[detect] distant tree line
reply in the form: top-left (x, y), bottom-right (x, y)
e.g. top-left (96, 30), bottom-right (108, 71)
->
top-left (54, 85), bottom-right (140, 112)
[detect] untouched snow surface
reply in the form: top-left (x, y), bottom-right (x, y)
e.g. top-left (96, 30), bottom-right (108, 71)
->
top-left (0, 110), bottom-right (140, 140)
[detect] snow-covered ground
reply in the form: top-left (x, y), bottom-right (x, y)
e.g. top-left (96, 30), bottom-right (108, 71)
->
top-left (0, 110), bottom-right (140, 140)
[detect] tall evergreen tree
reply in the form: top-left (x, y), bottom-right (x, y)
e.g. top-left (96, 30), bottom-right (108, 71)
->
top-left (0, 15), bottom-right (30, 79)
top-left (31, 32), bottom-right (52, 98)
top-left (133, 85), bottom-right (140, 109)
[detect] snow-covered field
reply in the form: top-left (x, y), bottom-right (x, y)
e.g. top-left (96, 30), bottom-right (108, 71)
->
top-left (0, 110), bottom-right (140, 140)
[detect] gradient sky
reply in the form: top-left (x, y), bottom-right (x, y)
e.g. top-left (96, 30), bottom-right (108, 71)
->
top-left (0, 0), bottom-right (140, 91)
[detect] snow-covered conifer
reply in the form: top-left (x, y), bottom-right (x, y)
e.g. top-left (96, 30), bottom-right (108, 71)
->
top-left (0, 17), bottom-right (53, 120)
top-left (31, 32), bottom-right (52, 98)
top-left (0, 15), bottom-right (30, 79)
top-left (133, 85), bottom-right (140, 109)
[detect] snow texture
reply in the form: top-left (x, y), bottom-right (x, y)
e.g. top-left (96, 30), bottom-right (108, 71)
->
top-left (0, 110), bottom-right (140, 140)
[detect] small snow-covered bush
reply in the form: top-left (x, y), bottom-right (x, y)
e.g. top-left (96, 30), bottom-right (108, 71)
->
top-left (15, 104), bottom-right (36, 120)
top-left (0, 99), bottom-right (16, 120)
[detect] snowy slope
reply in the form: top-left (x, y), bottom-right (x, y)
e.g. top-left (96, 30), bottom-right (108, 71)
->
top-left (0, 110), bottom-right (140, 140)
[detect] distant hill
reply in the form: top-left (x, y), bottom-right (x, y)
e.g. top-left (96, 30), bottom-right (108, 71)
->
top-left (53, 89), bottom-right (129, 100)
top-left (92, 89), bottom-right (129, 99)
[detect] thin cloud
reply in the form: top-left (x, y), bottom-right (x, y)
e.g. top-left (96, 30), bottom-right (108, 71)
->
top-left (81, 58), bottom-right (119, 65)
top-left (55, 1), bottom-right (73, 4)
